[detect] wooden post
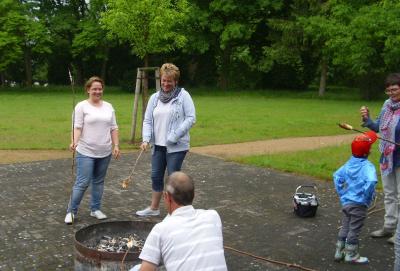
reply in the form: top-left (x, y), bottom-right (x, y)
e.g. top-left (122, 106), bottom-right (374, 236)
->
top-left (155, 68), bottom-right (161, 91)
top-left (130, 67), bottom-right (161, 144)
top-left (130, 69), bottom-right (142, 143)
top-left (141, 71), bottom-right (148, 124)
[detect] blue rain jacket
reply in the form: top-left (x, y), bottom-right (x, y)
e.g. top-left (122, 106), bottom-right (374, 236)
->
top-left (333, 156), bottom-right (377, 207)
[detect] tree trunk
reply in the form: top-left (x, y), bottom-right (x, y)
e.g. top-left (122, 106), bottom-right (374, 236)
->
top-left (130, 69), bottom-right (142, 143)
top-left (318, 60), bottom-right (327, 97)
top-left (187, 58), bottom-right (198, 84)
top-left (74, 60), bottom-right (84, 85)
top-left (100, 47), bottom-right (109, 82)
top-left (24, 48), bottom-right (33, 87)
top-left (218, 48), bottom-right (230, 90)
top-left (141, 55), bottom-right (149, 124)
top-left (358, 73), bottom-right (384, 100)
top-left (0, 72), bottom-right (5, 87)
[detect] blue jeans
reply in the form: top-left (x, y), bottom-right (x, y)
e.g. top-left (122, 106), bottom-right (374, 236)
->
top-left (151, 145), bottom-right (187, 192)
top-left (67, 152), bottom-right (111, 214)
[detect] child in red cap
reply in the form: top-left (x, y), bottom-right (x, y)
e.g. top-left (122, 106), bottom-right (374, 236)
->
top-left (333, 131), bottom-right (378, 264)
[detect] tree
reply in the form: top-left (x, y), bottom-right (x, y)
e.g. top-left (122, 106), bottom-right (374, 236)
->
top-left (101, 0), bottom-right (191, 114)
top-left (101, 0), bottom-right (190, 67)
top-left (72, 0), bottom-right (113, 81)
top-left (0, 0), bottom-right (24, 85)
top-left (328, 1), bottom-right (400, 98)
top-left (203, 0), bottom-right (284, 89)
top-left (260, 1), bottom-right (393, 96)
top-left (297, 1), bottom-right (338, 96)
top-left (42, 0), bottom-right (87, 84)
top-left (259, 0), bottom-right (336, 95)
top-left (21, 15), bottom-right (52, 86)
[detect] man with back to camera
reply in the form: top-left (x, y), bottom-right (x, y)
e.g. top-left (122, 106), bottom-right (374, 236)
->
top-left (131, 171), bottom-right (227, 271)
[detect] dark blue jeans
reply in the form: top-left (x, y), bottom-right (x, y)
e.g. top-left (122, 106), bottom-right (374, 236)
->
top-left (67, 152), bottom-right (112, 214)
top-left (151, 145), bottom-right (187, 192)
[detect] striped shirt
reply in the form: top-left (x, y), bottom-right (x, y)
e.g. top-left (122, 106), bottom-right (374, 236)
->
top-left (139, 205), bottom-right (227, 271)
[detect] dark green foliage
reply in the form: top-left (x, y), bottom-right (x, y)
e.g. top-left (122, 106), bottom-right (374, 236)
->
top-left (1, 0), bottom-right (400, 98)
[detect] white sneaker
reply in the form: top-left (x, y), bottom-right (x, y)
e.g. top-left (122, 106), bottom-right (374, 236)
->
top-left (64, 212), bottom-right (74, 224)
top-left (90, 210), bottom-right (107, 220)
top-left (136, 207), bottom-right (160, 217)
top-left (129, 264), bottom-right (141, 271)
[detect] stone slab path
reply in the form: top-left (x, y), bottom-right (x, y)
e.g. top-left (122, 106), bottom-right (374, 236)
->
top-left (0, 146), bottom-right (394, 271)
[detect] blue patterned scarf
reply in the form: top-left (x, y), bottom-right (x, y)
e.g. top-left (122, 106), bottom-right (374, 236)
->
top-left (379, 99), bottom-right (400, 175)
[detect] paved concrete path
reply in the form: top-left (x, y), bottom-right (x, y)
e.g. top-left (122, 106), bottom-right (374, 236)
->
top-left (0, 152), bottom-right (394, 270)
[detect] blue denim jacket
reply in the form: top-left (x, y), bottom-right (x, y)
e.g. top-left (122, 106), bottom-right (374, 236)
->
top-left (142, 88), bottom-right (196, 153)
top-left (333, 156), bottom-right (377, 207)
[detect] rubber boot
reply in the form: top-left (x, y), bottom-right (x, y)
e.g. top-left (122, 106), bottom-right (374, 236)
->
top-left (344, 243), bottom-right (369, 264)
top-left (334, 240), bottom-right (345, 262)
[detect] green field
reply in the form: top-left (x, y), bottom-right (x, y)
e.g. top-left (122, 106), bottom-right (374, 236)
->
top-left (232, 143), bottom-right (382, 188)
top-left (0, 86), bottom-right (386, 183)
top-left (0, 86), bottom-right (383, 150)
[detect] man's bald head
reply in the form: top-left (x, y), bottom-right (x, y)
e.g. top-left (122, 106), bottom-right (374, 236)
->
top-left (166, 172), bottom-right (194, 206)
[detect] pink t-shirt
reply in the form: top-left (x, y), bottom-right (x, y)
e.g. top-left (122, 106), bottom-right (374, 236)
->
top-left (73, 100), bottom-right (118, 158)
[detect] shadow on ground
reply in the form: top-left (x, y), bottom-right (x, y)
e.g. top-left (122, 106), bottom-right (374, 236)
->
top-left (0, 152), bottom-right (393, 270)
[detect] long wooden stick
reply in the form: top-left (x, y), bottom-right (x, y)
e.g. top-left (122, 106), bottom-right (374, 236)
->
top-left (337, 122), bottom-right (400, 146)
top-left (69, 69), bottom-right (76, 178)
top-left (122, 149), bottom-right (144, 189)
top-left (224, 245), bottom-right (317, 271)
top-left (66, 69), bottom-right (76, 224)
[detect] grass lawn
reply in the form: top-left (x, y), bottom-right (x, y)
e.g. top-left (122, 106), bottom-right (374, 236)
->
top-left (0, 85), bottom-right (387, 184)
top-left (232, 143), bottom-right (382, 188)
top-left (0, 86), bottom-right (384, 150)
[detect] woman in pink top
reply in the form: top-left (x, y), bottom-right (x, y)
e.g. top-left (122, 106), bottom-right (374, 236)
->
top-left (64, 76), bottom-right (120, 224)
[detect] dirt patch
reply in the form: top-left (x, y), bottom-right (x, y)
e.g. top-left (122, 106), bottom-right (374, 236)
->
top-left (191, 134), bottom-right (355, 158)
top-left (0, 149), bottom-right (138, 164)
top-left (0, 150), bottom-right (72, 164)
top-left (0, 134), bottom-right (355, 164)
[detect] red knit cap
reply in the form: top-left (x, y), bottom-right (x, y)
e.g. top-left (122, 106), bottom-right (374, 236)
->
top-left (351, 131), bottom-right (378, 157)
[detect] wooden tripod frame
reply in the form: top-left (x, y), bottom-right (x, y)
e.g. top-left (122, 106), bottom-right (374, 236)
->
top-left (130, 67), bottom-right (161, 143)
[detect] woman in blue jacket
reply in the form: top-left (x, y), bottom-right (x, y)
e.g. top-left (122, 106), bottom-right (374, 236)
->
top-left (136, 63), bottom-right (196, 217)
